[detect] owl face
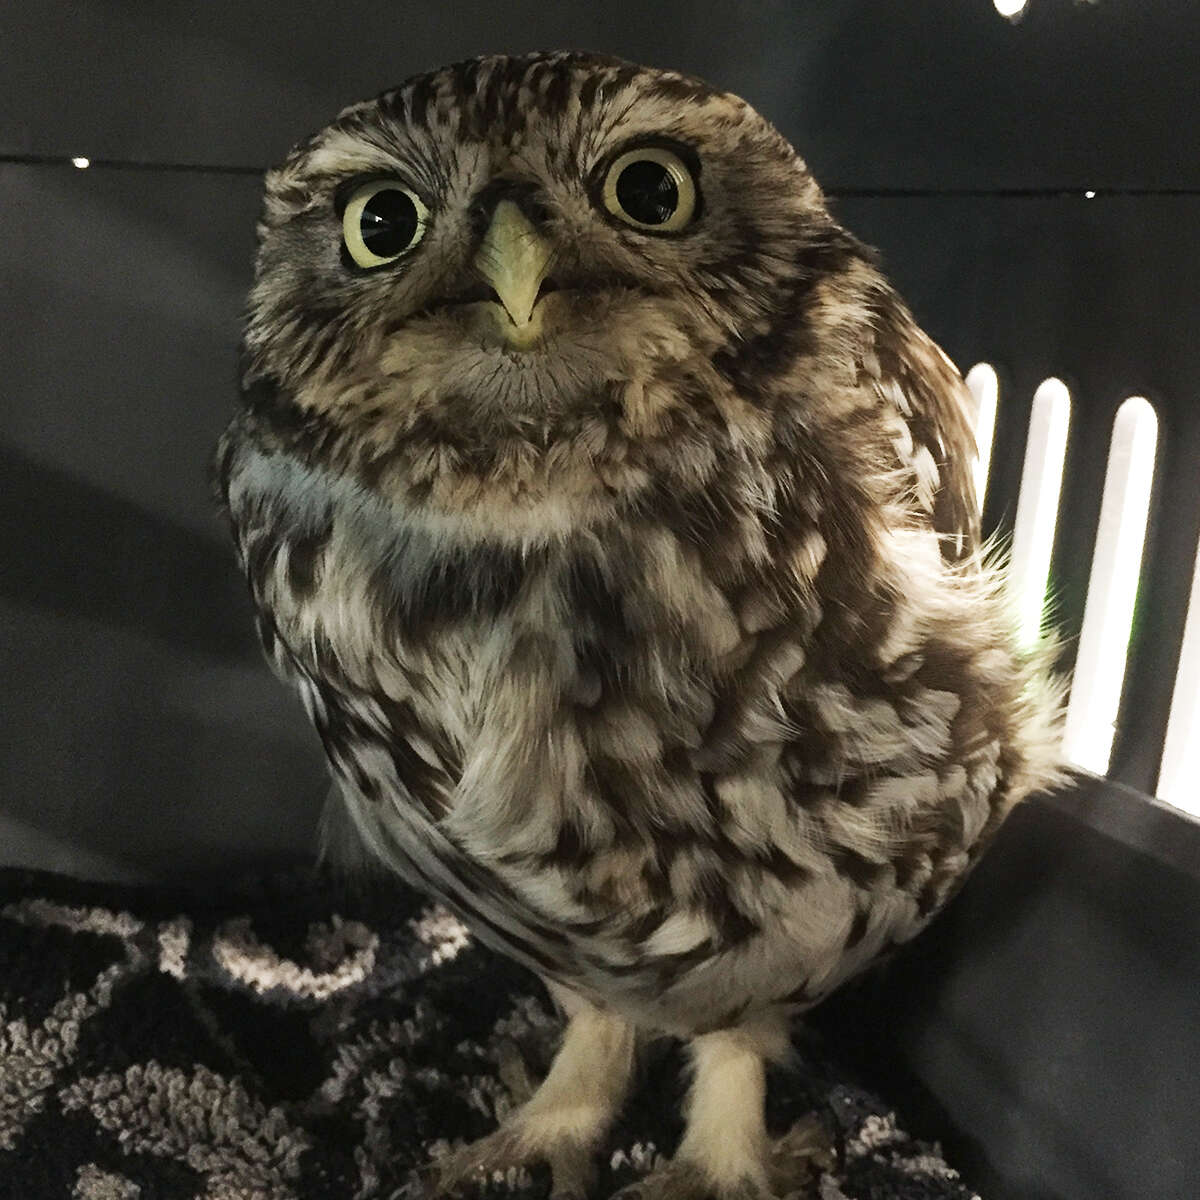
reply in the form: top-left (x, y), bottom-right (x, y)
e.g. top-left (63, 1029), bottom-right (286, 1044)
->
top-left (242, 53), bottom-right (859, 536)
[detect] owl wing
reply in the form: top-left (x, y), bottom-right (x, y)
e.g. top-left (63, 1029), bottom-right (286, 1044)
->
top-left (868, 306), bottom-right (981, 559)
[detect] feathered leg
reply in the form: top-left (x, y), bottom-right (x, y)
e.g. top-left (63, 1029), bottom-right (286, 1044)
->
top-left (429, 988), bottom-right (636, 1199)
top-left (613, 1015), bottom-right (831, 1200)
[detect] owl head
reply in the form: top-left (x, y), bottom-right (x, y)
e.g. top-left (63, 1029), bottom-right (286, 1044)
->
top-left (240, 52), bottom-right (870, 538)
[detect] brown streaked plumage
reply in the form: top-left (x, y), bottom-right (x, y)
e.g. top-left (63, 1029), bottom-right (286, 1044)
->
top-left (214, 51), bottom-right (1066, 1200)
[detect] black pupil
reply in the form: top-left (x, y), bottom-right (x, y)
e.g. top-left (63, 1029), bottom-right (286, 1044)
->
top-left (615, 159), bottom-right (679, 225)
top-left (360, 188), bottom-right (419, 257)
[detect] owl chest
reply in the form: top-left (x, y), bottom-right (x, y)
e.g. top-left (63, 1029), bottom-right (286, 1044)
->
top-left (291, 542), bottom-right (722, 883)
top-left (288, 564), bottom-right (591, 813)
top-left (299, 602), bottom-right (522, 827)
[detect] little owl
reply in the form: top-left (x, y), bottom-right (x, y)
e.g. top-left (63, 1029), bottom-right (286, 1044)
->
top-left (214, 51), bottom-right (1064, 1200)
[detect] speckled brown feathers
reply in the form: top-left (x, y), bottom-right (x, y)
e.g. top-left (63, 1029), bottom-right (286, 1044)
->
top-left (215, 52), bottom-right (1065, 1199)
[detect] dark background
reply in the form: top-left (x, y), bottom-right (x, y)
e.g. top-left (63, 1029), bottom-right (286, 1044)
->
top-left (2, 6), bottom-right (1199, 1197)
top-left (3, 0), bottom-right (1197, 884)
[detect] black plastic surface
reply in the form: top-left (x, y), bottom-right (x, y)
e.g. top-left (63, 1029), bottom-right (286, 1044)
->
top-left (3, 2), bottom-right (1198, 191)
top-left (816, 781), bottom-right (1200, 1200)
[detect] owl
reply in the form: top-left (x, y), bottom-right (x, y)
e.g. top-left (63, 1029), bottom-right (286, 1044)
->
top-left (214, 52), bottom-right (1065, 1200)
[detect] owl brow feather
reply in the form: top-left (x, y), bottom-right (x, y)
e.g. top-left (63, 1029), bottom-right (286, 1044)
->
top-left (588, 91), bottom-right (647, 166)
top-left (578, 93), bottom-right (618, 170)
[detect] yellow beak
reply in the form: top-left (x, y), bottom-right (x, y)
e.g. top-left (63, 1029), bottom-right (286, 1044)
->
top-left (473, 200), bottom-right (553, 328)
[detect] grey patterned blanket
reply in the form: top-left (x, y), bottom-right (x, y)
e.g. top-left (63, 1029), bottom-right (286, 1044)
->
top-left (0, 868), bottom-right (979, 1199)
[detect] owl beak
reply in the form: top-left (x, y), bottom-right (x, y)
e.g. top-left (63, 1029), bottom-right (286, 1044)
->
top-left (474, 200), bottom-right (553, 329)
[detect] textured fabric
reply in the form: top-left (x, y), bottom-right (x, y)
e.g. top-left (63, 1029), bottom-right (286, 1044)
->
top-left (0, 868), bottom-right (980, 1199)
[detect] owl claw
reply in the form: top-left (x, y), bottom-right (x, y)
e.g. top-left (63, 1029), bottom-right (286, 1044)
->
top-left (422, 1124), bottom-right (524, 1197)
top-left (610, 1160), bottom-right (772, 1200)
top-left (423, 1119), bottom-right (597, 1200)
top-left (494, 1036), bottom-right (537, 1105)
top-left (767, 1114), bottom-right (836, 1191)
top-left (609, 1116), bottom-right (833, 1200)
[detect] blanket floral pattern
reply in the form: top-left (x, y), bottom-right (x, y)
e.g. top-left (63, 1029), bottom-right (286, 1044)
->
top-left (0, 869), bottom-right (979, 1200)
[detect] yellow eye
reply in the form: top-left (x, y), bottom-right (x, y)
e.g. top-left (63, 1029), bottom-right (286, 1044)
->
top-left (341, 180), bottom-right (429, 268)
top-left (601, 146), bottom-right (698, 233)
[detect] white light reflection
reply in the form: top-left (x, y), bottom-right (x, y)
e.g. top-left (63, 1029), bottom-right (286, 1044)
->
top-left (1063, 398), bottom-right (1158, 774)
top-left (1158, 538), bottom-right (1200, 815)
top-left (1009, 379), bottom-right (1071, 648)
top-left (965, 363), bottom-right (999, 514)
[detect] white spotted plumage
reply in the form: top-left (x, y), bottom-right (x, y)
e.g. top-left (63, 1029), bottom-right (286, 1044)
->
top-left (214, 51), bottom-right (1067, 1200)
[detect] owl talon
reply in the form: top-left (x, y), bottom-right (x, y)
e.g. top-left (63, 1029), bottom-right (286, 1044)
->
top-left (611, 1160), bottom-right (778, 1200)
top-left (608, 1116), bottom-right (831, 1200)
top-left (424, 1119), bottom-right (597, 1199)
top-left (768, 1114), bottom-right (835, 1197)
top-left (495, 1037), bottom-right (537, 1106)
top-left (424, 1124), bottom-right (526, 1196)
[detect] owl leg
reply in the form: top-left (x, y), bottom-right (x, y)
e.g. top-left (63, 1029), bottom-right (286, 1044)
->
top-left (613, 1016), bottom-right (831, 1200)
top-left (429, 990), bottom-right (636, 1199)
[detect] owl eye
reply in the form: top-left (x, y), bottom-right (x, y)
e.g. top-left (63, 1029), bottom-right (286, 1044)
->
top-left (340, 180), bottom-right (429, 268)
top-left (601, 146), bottom-right (698, 233)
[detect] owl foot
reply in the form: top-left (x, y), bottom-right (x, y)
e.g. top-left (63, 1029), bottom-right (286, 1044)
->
top-left (494, 1036), bottom-right (538, 1105)
top-left (767, 1115), bottom-right (836, 1197)
top-left (425, 1113), bottom-right (597, 1199)
top-left (610, 1116), bottom-right (833, 1200)
top-left (610, 1160), bottom-right (770, 1200)
top-left (426, 1004), bottom-right (636, 1200)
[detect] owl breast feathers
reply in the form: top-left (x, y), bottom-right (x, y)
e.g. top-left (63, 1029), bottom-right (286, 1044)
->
top-left (214, 51), bottom-right (1064, 1038)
